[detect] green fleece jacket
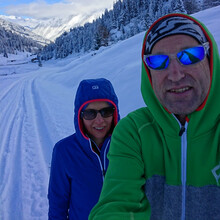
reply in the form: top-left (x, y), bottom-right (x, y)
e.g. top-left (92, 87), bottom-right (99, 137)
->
top-left (89, 13), bottom-right (220, 220)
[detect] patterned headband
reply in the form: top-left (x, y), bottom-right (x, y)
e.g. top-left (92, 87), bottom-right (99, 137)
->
top-left (145, 16), bottom-right (208, 54)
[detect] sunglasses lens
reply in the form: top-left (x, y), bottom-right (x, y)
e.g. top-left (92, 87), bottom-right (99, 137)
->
top-left (145, 55), bottom-right (169, 70)
top-left (82, 109), bottom-right (97, 120)
top-left (177, 46), bottom-right (205, 65)
top-left (100, 107), bottom-right (115, 118)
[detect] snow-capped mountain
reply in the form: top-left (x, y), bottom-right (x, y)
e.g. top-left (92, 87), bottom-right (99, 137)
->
top-left (0, 17), bottom-right (52, 56)
top-left (0, 11), bottom-right (103, 41)
top-left (0, 17), bottom-right (51, 46)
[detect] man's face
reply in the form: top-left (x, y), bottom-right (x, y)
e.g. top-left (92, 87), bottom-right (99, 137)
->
top-left (150, 35), bottom-right (210, 116)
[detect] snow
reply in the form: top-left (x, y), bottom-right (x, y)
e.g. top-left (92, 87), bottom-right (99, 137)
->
top-left (0, 13), bottom-right (109, 42)
top-left (0, 6), bottom-right (220, 220)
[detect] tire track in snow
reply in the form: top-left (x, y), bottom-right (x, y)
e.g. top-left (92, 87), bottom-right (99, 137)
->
top-left (13, 74), bottom-right (67, 219)
top-left (1, 68), bottom-right (74, 220)
top-left (0, 80), bottom-right (28, 220)
top-left (0, 80), bottom-right (25, 190)
top-left (31, 78), bottom-right (58, 163)
top-left (17, 76), bottom-right (50, 220)
top-left (21, 75), bottom-right (74, 219)
top-left (0, 74), bottom-right (51, 220)
top-left (0, 75), bottom-right (26, 101)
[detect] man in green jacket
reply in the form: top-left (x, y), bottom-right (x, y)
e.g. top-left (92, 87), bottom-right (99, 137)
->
top-left (89, 13), bottom-right (220, 220)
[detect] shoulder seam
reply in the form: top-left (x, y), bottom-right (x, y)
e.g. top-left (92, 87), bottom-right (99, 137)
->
top-left (138, 118), bottom-right (155, 133)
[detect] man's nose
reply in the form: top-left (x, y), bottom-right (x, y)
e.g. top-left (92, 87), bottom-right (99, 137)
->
top-left (167, 57), bottom-right (185, 82)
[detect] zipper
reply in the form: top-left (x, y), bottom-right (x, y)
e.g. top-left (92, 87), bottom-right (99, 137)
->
top-left (179, 123), bottom-right (188, 220)
top-left (103, 139), bottom-right (110, 174)
top-left (89, 139), bottom-right (109, 181)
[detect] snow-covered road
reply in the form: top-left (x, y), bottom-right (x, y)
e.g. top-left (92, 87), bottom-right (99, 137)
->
top-left (0, 73), bottom-right (54, 219)
top-left (0, 66), bottom-right (80, 219)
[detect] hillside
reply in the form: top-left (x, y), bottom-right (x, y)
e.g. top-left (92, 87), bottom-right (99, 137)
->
top-left (0, 18), bottom-right (50, 56)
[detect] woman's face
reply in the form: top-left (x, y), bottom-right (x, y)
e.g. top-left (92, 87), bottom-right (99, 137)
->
top-left (82, 101), bottom-right (114, 146)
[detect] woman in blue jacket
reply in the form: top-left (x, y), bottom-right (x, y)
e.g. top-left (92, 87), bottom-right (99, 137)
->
top-left (48, 78), bottom-right (120, 220)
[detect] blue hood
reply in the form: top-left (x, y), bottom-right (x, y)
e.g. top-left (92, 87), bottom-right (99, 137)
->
top-left (74, 78), bottom-right (120, 140)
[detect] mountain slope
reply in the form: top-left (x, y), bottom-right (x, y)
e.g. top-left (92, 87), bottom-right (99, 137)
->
top-left (0, 18), bottom-right (51, 55)
top-left (0, 17), bottom-right (50, 46)
top-left (0, 11), bottom-right (105, 41)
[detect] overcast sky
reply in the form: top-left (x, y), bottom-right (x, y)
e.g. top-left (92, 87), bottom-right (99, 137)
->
top-left (0, 0), bottom-right (114, 19)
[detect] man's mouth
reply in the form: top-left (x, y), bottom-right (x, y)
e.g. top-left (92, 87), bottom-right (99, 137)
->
top-left (169, 86), bottom-right (191, 93)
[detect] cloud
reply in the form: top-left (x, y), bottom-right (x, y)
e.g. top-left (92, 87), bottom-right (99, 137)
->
top-left (4, 0), bottom-right (114, 20)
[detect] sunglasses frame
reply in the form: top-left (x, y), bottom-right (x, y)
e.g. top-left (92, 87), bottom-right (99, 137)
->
top-left (81, 106), bottom-right (115, 120)
top-left (144, 42), bottom-right (209, 71)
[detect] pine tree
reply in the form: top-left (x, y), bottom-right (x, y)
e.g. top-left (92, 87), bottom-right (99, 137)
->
top-left (203, 0), bottom-right (212, 9)
top-left (183, 0), bottom-right (200, 14)
top-left (3, 47), bottom-right (8, 58)
top-left (171, 0), bottom-right (186, 13)
top-left (212, 0), bottom-right (220, 7)
top-left (203, 0), bottom-right (220, 9)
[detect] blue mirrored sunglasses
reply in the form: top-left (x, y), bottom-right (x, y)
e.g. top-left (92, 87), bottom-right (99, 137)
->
top-left (144, 42), bottom-right (209, 71)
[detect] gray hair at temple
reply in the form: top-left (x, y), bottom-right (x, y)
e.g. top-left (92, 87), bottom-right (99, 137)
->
top-left (145, 16), bottom-right (208, 54)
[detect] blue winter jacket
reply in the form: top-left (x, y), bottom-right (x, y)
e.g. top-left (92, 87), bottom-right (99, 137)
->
top-left (48, 78), bottom-right (119, 220)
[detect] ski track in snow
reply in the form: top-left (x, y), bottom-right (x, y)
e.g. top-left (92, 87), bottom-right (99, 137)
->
top-left (0, 68), bottom-right (75, 219)
top-left (0, 73), bottom-right (57, 219)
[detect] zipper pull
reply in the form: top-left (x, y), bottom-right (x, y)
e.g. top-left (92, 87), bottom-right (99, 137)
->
top-left (179, 126), bottom-right (186, 136)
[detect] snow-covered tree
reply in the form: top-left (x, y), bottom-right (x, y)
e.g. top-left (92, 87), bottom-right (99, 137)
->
top-left (39, 0), bottom-right (219, 62)
top-left (183, 0), bottom-right (200, 14)
top-left (0, 22), bottom-right (42, 55)
top-left (203, 0), bottom-right (220, 9)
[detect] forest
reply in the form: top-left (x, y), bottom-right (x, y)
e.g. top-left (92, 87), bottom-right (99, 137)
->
top-left (40, 0), bottom-right (220, 61)
top-left (1, 0), bottom-right (219, 60)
